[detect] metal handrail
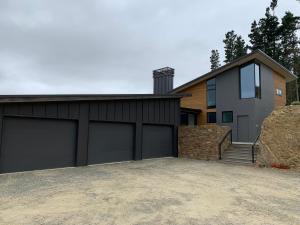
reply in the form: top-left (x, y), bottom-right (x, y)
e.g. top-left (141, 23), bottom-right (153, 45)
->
top-left (251, 134), bottom-right (261, 163)
top-left (218, 129), bottom-right (232, 160)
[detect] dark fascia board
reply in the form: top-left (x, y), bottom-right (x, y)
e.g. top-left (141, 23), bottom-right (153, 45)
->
top-left (171, 50), bottom-right (297, 94)
top-left (0, 93), bottom-right (190, 104)
top-left (180, 107), bottom-right (201, 113)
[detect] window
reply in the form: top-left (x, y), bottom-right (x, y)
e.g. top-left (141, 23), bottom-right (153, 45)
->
top-left (240, 63), bottom-right (261, 99)
top-left (207, 112), bottom-right (216, 123)
top-left (276, 88), bottom-right (282, 96)
top-left (222, 111), bottom-right (233, 123)
top-left (255, 64), bottom-right (261, 98)
top-left (180, 113), bottom-right (188, 125)
top-left (180, 112), bottom-right (197, 126)
top-left (207, 78), bottom-right (216, 108)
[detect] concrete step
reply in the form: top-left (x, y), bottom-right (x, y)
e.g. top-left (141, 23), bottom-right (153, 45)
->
top-left (222, 157), bottom-right (253, 162)
top-left (223, 151), bottom-right (253, 156)
top-left (221, 143), bottom-right (257, 166)
top-left (222, 156), bottom-right (253, 161)
top-left (224, 152), bottom-right (255, 157)
top-left (221, 160), bottom-right (254, 166)
top-left (227, 147), bottom-right (252, 151)
top-left (231, 144), bottom-right (253, 148)
top-left (224, 148), bottom-right (252, 152)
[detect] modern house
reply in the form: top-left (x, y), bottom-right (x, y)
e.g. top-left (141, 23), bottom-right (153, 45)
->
top-left (0, 50), bottom-right (297, 173)
top-left (155, 50), bottom-right (297, 143)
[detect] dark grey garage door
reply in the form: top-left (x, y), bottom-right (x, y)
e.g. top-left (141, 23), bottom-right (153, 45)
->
top-left (142, 125), bottom-right (173, 159)
top-left (0, 117), bottom-right (77, 173)
top-left (88, 122), bottom-right (134, 165)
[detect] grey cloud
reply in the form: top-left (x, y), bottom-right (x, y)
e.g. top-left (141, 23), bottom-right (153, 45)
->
top-left (0, 0), bottom-right (299, 94)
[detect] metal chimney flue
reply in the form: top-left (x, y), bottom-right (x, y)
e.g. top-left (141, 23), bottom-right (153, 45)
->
top-left (153, 67), bottom-right (174, 94)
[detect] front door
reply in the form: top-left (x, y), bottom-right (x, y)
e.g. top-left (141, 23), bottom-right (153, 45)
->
top-left (237, 115), bottom-right (249, 142)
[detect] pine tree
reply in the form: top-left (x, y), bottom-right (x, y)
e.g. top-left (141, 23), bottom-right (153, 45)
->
top-left (279, 12), bottom-right (300, 103)
top-left (210, 50), bottom-right (221, 71)
top-left (270, 0), bottom-right (278, 15)
top-left (223, 31), bottom-right (247, 63)
top-left (234, 36), bottom-right (247, 59)
top-left (249, 20), bottom-right (264, 51)
top-left (279, 12), bottom-right (300, 70)
top-left (223, 31), bottom-right (237, 63)
top-left (258, 7), bottom-right (280, 60)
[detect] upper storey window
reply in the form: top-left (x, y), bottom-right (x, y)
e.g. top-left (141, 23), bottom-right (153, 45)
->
top-left (240, 63), bottom-right (261, 99)
top-left (207, 78), bottom-right (216, 108)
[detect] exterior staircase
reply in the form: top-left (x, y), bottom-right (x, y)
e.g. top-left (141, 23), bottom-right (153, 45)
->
top-left (221, 143), bottom-right (256, 165)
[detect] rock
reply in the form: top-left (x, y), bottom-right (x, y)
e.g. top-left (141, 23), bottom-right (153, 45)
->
top-left (178, 125), bottom-right (231, 161)
top-left (256, 105), bottom-right (300, 169)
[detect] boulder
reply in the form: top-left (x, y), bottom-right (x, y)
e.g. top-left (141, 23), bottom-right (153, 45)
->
top-left (256, 105), bottom-right (300, 169)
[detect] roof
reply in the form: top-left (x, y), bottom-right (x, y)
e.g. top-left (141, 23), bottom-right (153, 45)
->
top-left (171, 50), bottom-right (298, 93)
top-left (0, 94), bottom-right (188, 104)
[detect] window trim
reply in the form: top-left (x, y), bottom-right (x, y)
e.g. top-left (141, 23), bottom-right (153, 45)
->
top-left (222, 111), bottom-right (233, 123)
top-left (206, 77), bottom-right (216, 109)
top-left (207, 112), bottom-right (216, 123)
top-left (239, 61), bottom-right (261, 99)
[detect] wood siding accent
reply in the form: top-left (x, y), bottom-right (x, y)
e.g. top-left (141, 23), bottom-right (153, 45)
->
top-left (273, 72), bottom-right (286, 108)
top-left (178, 81), bottom-right (216, 125)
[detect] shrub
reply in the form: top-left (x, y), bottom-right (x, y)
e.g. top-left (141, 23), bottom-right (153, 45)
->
top-left (291, 101), bottom-right (300, 105)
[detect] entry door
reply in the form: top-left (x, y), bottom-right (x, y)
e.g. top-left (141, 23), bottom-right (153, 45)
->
top-left (237, 115), bottom-right (249, 142)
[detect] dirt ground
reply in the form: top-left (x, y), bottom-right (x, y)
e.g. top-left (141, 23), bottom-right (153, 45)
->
top-left (0, 158), bottom-right (299, 225)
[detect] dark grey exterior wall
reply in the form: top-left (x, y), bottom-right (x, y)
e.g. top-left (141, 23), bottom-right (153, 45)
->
top-left (0, 98), bottom-right (180, 173)
top-left (216, 64), bottom-right (275, 142)
top-left (253, 64), bottom-right (275, 136)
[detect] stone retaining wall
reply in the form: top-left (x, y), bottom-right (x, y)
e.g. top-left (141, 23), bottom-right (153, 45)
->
top-left (179, 125), bottom-right (231, 160)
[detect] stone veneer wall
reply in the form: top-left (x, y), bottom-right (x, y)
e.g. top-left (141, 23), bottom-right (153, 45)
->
top-left (256, 105), bottom-right (300, 169)
top-left (179, 125), bottom-right (231, 160)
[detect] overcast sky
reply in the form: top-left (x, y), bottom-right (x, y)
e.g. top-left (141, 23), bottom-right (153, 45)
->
top-left (0, 0), bottom-right (299, 94)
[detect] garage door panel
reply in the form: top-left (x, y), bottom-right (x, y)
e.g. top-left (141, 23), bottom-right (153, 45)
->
top-left (0, 117), bottom-right (77, 173)
top-left (88, 122), bottom-right (134, 164)
top-left (142, 125), bottom-right (173, 159)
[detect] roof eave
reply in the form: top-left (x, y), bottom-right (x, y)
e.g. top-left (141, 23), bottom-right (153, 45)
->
top-left (171, 50), bottom-right (297, 93)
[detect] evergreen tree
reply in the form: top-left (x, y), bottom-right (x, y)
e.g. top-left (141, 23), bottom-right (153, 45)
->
top-left (248, 20), bottom-right (264, 51)
top-left (223, 31), bottom-right (247, 63)
top-left (210, 50), bottom-right (221, 71)
top-left (223, 31), bottom-right (237, 63)
top-left (258, 7), bottom-right (280, 60)
top-left (279, 12), bottom-right (300, 103)
top-left (279, 12), bottom-right (300, 70)
top-left (234, 36), bottom-right (248, 58)
top-left (270, 0), bottom-right (278, 15)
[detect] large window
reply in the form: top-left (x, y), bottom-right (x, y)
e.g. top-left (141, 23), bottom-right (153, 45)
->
top-left (207, 78), bottom-right (216, 108)
top-left (240, 63), bottom-right (261, 99)
top-left (222, 111), bottom-right (233, 123)
top-left (207, 112), bottom-right (216, 123)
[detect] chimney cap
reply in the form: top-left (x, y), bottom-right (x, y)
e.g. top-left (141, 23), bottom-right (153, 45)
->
top-left (153, 67), bottom-right (174, 76)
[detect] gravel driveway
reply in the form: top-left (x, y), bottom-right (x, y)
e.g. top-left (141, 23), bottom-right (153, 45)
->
top-left (0, 158), bottom-right (299, 225)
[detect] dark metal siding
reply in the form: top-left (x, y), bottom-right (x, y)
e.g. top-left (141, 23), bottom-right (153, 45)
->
top-left (0, 98), bottom-right (180, 173)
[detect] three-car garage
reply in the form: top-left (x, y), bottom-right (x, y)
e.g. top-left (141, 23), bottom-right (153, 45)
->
top-left (0, 95), bottom-right (181, 174)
